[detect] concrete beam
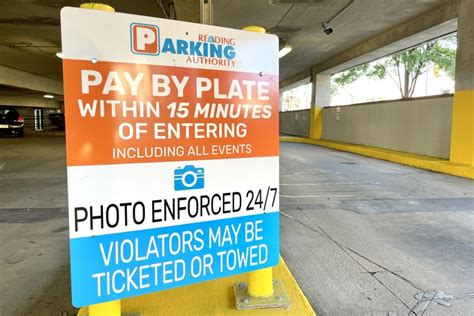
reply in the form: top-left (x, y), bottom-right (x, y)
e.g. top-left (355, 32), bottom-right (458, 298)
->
top-left (279, 69), bottom-right (311, 90)
top-left (280, 1), bottom-right (458, 88)
top-left (315, 1), bottom-right (458, 74)
top-left (0, 96), bottom-right (61, 109)
top-left (280, 76), bottom-right (311, 93)
top-left (0, 65), bottom-right (63, 95)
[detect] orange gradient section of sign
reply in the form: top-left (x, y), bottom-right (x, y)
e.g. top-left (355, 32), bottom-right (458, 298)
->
top-left (63, 60), bottom-right (279, 167)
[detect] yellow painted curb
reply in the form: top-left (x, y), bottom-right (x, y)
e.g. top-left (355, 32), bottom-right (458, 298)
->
top-left (78, 257), bottom-right (316, 315)
top-left (280, 136), bottom-right (474, 180)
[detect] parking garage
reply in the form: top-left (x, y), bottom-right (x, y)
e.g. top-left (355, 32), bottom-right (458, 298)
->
top-left (1, 1), bottom-right (473, 315)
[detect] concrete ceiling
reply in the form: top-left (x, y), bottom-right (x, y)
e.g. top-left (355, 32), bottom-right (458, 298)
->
top-left (0, 84), bottom-right (55, 98)
top-left (213, 0), bottom-right (453, 81)
top-left (0, 0), bottom-right (199, 108)
top-left (0, 0), bottom-right (177, 82)
top-left (0, 0), bottom-right (455, 108)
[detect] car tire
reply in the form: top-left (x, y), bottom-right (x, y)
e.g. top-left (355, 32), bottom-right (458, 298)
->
top-left (17, 129), bottom-right (24, 138)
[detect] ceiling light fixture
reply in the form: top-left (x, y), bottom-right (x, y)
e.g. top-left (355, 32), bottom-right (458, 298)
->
top-left (44, 94), bottom-right (54, 99)
top-left (278, 44), bottom-right (292, 58)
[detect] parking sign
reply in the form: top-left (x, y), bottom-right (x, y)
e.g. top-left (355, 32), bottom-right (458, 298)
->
top-left (61, 7), bottom-right (279, 307)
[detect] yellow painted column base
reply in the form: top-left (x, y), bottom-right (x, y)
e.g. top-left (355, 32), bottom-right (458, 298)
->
top-left (309, 107), bottom-right (322, 139)
top-left (450, 90), bottom-right (474, 166)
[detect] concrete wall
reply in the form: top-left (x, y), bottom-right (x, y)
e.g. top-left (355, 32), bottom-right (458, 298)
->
top-left (279, 109), bottom-right (310, 137)
top-left (322, 95), bottom-right (453, 159)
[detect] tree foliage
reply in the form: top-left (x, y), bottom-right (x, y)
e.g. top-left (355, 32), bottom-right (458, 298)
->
top-left (333, 34), bottom-right (457, 99)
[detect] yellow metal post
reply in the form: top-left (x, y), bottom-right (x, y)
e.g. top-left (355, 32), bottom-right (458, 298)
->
top-left (242, 26), bottom-right (266, 34)
top-left (79, 2), bottom-right (115, 12)
top-left (89, 300), bottom-right (121, 316)
top-left (78, 3), bottom-right (118, 315)
top-left (309, 107), bottom-right (323, 139)
top-left (248, 267), bottom-right (274, 298)
top-left (241, 25), bottom-right (275, 299)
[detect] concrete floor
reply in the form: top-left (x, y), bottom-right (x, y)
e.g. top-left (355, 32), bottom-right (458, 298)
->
top-left (0, 137), bottom-right (473, 315)
top-left (280, 142), bottom-right (474, 315)
top-left (0, 137), bottom-right (75, 315)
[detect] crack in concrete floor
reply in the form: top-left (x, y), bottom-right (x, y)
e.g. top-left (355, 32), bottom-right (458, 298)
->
top-left (279, 143), bottom-right (473, 315)
top-left (281, 209), bottom-right (424, 313)
top-left (282, 208), bottom-right (474, 315)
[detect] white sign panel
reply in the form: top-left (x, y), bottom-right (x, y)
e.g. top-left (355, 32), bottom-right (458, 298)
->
top-left (61, 7), bottom-right (279, 307)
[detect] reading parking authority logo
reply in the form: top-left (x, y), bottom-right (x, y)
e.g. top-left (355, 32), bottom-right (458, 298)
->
top-left (131, 23), bottom-right (160, 55)
top-left (174, 165), bottom-right (205, 191)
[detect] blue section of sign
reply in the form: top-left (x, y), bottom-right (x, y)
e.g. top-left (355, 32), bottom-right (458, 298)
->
top-left (70, 212), bottom-right (279, 307)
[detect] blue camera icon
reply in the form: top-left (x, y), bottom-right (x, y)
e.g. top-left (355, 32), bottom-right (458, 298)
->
top-left (174, 165), bottom-right (205, 191)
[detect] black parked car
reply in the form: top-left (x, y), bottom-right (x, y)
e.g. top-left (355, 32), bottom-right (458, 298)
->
top-left (0, 106), bottom-right (24, 137)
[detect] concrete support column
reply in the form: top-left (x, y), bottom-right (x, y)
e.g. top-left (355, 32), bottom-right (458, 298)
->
top-left (309, 71), bottom-right (330, 139)
top-left (200, 0), bottom-right (213, 25)
top-left (450, 0), bottom-right (474, 165)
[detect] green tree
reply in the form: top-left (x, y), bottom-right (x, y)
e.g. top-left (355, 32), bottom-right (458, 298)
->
top-left (333, 34), bottom-right (457, 99)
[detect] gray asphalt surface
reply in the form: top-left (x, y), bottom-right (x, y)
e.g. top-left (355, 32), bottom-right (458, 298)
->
top-left (0, 137), bottom-right (473, 315)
